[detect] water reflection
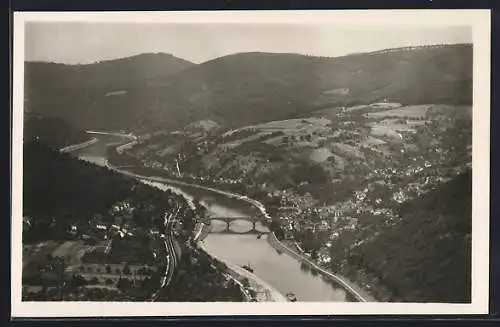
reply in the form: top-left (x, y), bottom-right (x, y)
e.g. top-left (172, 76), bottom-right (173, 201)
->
top-left (203, 234), bottom-right (346, 302)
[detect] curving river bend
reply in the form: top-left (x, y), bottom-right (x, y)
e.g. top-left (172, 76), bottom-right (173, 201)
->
top-left (71, 134), bottom-right (347, 302)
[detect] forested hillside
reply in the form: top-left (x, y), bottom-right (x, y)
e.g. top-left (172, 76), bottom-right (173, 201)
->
top-left (347, 170), bottom-right (472, 303)
top-left (23, 113), bottom-right (90, 148)
top-left (24, 53), bottom-right (194, 130)
top-left (25, 44), bottom-right (472, 133)
top-left (99, 44), bottom-right (472, 132)
top-left (23, 139), bottom-right (136, 242)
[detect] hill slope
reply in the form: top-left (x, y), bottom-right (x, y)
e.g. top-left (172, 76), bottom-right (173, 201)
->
top-left (91, 44), bottom-right (472, 132)
top-left (22, 140), bottom-right (245, 302)
top-left (24, 53), bottom-right (195, 130)
top-left (23, 113), bottom-right (91, 148)
top-left (347, 169), bottom-right (472, 302)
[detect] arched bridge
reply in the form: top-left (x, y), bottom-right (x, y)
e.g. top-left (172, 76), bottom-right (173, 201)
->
top-left (200, 216), bottom-right (270, 235)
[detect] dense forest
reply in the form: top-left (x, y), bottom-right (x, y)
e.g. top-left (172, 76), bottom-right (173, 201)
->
top-left (24, 53), bottom-right (194, 130)
top-left (93, 44), bottom-right (473, 132)
top-left (25, 44), bottom-right (472, 132)
top-left (23, 113), bottom-right (90, 148)
top-left (23, 139), bottom-right (136, 242)
top-left (346, 170), bottom-right (472, 303)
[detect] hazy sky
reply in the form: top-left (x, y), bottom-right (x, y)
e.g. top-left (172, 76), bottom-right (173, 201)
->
top-left (25, 23), bottom-right (472, 64)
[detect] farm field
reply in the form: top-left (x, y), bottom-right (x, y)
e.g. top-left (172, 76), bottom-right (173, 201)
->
top-left (365, 104), bottom-right (431, 118)
top-left (23, 241), bottom-right (60, 268)
top-left (346, 102), bottom-right (402, 112)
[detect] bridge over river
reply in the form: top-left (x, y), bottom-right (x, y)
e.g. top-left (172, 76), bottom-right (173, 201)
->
top-left (201, 216), bottom-right (270, 235)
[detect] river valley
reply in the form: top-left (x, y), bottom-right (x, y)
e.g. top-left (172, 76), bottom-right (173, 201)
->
top-left (71, 134), bottom-right (348, 302)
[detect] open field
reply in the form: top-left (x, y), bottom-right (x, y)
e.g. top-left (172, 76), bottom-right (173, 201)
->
top-left (426, 104), bottom-right (472, 118)
top-left (242, 117), bottom-right (331, 134)
top-left (347, 102), bottom-right (402, 112)
top-left (219, 132), bottom-right (272, 149)
top-left (330, 143), bottom-right (364, 159)
top-left (370, 125), bottom-right (403, 141)
top-left (309, 147), bottom-right (334, 163)
top-left (219, 117), bottom-right (332, 150)
top-left (52, 241), bottom-right (86, 258)
top-left (360, 136), bottom-right (387, 146)
top-left (23, 241), bottom-right (60, 268)
top-left (365, 104), bottom-right (431, 118)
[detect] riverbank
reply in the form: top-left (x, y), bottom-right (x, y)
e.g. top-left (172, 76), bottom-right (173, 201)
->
top-left (193, 222), bottom-right (286, 302)
top-left (198, 244), bottom-right (287, 302)
top-left (267, 232), bottom-right (374, 302)
top-left (107, 160), bottom-right (374, 302)
top-left (59, 137), bottom-right (98, 153)
top-left (90, 132), bottom-right (374, 302)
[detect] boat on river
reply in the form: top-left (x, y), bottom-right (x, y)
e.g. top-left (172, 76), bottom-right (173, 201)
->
top-left (241, 264), bottom-right (254, 273)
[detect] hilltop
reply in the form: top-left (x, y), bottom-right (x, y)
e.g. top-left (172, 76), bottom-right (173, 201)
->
top-left (25, 44), bottom-right (472, 133)
top-left (102, 44), bottom-right (472, 132)
top-left (24, 53), bottom-right (195, 130)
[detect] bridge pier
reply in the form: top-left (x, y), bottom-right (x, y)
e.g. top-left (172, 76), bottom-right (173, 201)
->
top-left (206, 217), bottom-right (263, 233)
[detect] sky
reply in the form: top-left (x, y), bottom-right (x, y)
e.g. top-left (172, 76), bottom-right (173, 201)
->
top-left (24, 23), bottom-right (472, 64)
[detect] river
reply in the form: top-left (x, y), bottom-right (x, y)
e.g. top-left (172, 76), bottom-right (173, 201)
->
top-left (71, 134), bottom-right (347, 302)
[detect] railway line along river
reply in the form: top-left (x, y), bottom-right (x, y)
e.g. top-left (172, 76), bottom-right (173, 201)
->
top-left (70, 133), bottom-right (349, 302)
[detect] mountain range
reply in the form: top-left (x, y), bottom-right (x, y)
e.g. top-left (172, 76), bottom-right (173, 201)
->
top-left (24, 43), bottom-right (472, 133)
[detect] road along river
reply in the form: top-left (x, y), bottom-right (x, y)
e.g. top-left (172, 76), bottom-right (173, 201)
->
top-left (70, 134), bottom-right (349, 302)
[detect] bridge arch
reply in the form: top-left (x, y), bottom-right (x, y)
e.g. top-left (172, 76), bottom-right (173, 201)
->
top-left (201, 216), bottom-right (267, 234)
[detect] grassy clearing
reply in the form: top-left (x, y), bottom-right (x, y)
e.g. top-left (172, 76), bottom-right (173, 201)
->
top-left (220, 117), bottom-right (332, 150)
top-left (426, 105), bottom-right (472, 118)
top-left (219, 132), bottom-right (273, 149)
top-left (330, 143), bottom-right (364, 159)
top-left (23, 241), bottom-right (60, 267)
top-left (361, 136), bottom-right (387, 146)
top-left (346, 102), bottom-right (402, 112)
top-left (366, 104), bottom-right (431, 118)
top-left (52, 241), bottom-right (83, 257)
top-left (370, 125), bottom-right (403, 141)
top-left (244, 117), bottom-right (331, 135)
top-left (309, 148), bottom-right (334, 163)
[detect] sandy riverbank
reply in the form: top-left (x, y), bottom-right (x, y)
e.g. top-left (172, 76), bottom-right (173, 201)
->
top-left (198, 240), bottom-right (288, 302)
top-left (59, 137), bottom-right (99, 153)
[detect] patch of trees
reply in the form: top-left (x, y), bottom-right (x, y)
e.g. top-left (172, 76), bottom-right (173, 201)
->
top-left (269, 220), bottom-right (285, 240)
top-left (160, 247), bottom-right (244, 301)
top-left (293, 227), bottom-right (326, 259)
top-left (109, 238), bottom-right (155, 264)
top-left (23, 140), bottom-right (134, 243)
top-left (292, 160), bottom-right (330, 185)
